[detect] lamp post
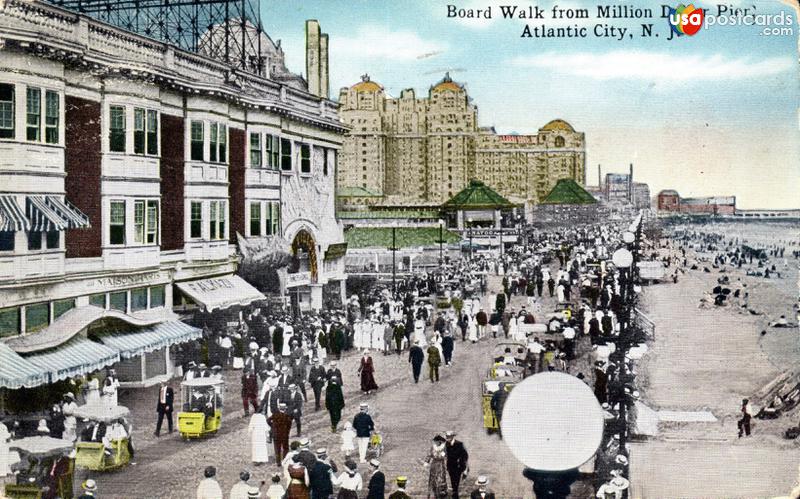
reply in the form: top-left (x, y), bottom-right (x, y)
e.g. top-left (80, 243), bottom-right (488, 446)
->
top-left (437, 219), bottom-right (445, 266)
top-left (468, 217), bottom-right (474, 261)
top-left (390, 222), bottom-right (399, 298)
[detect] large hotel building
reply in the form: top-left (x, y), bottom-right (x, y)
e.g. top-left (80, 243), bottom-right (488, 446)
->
top-left (0, 1), bottom-right (346, 388)
top-left (337, 73), bottom-right (586, 210)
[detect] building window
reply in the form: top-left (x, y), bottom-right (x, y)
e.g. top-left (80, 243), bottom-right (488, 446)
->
top-left (53, 299), bottom-right (75, 320)
top-left (134, 108), bottom-right (145, 154)
top-left (146, 200), bottom-right (159, 244)
top-left (190, 201), bottom-right (202, 239)
top-left (209, 122), bottom-right (227, 163)
top-left (250, 202), bottom-right (261, 236)
top-left (109, 200), bottom-right (126, 245)
top-left (0, 307), bottom-right (20, 338)
top-left (190, 121), bottom-right (204, 161)
top-left (45, 91), bottom-right (59, 144)
top-left (266, 202), bottom-right (280, 236)
top-left (89, 293), bottom-right (106, 308)
top-left (149, 285), bottom-right (165, 308)
top-left (266, 135), bottom-right (279, 170)
top-left (218, 124), bottom-right (227, 163)
top-left (147, 109), bottom-right (158, 155)
top-left (109, 291), bottom-right (127, 312)
top-left (209, 200), bottom-right (226, 240)
top-left (322, 148), bottom-right (329, 176)
top-left (280, 138), bottom-right (292, 171)
top-left (26, 88), bottom-right (41, 142)
top-left (25, 302), bottom-right (49, 333)
top-left (209, 123), bottom-right (218, 162)
top-left (0, 83), bottom-right (13, 139)
top-left (0, 232), bottom-right (14, 251)
top-left (109, 106), bottom-right (126, 152)
top-left (27, 231), bottom-right (42, 251)
top-left (134, 200), bottom-right (145, 243)
top-left (131, 288), bottom-right (148, 312)
top-left (300, 144), bottom-right (311, 174)
top-left (45, 231), bottom-right (59, 249)
top-left (555, 136), bottom-right (565, 148)
top-left (250, 132), bottom-right (262, 168)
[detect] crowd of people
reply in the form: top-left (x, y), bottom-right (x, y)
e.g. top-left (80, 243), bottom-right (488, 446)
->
top-left (179, 216), bottom-right (652, 498)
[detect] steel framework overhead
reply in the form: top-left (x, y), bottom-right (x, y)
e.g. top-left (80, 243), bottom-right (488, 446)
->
top-left (47, 0), bottom-right (266, 75)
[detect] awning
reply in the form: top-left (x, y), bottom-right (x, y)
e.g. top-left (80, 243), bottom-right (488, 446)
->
top-left (175, 274), bottom-right (265, 312)
top-left (6, 305), bottom-right (165, 354)
top-left (0, 343), bottom-right (46, 389)
top-left (99, 320), bottom-right (202, 359)
top-left (0, 195), bottom-right (30, 232)
top-left (27, 195), bottom-right (68, 232)
top-left (44, 196), bottom-right (90, 229)
top-left (23, 337), bottom-right (120, 383)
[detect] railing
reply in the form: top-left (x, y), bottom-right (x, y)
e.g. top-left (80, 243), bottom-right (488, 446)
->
top-left (634, 307), bottom-right (656, 341)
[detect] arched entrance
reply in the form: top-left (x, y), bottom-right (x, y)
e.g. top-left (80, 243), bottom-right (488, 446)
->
top-left (290, 229), bottom-right (318, 283)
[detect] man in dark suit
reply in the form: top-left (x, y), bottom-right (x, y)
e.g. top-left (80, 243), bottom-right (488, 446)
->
top-left (308, 358), bottom-right (327, 411)
top-left (408, 340), bottom-right (424, 383)
top-left (155, 380), bottom-right (174, 436)
top-left (367, 459), bottom-right (386, 499)
top-left (445, 431), bottom-right (469, 499)
top-left (308, 448), bottom-right (336, 499)
top-left (268, 402), bottom-right (293, 462)
top-left (286, 383), bottom-right (304, 436)
top-left (326, 361), bottom-right (343, 386)
top-left (277, 365), bottom-right (292, 387)
top-left (388, 476), bottom-right (411, 499)
top-left (469, 476), bottom-right (496, 499)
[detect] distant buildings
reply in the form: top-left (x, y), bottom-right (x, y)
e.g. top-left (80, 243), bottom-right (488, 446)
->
top-left (601, 171), bottom-right (651, 211)
top-left (656, 190), bottom-right (736, 215)
top-left (336, 73), bottom-right (586, 211)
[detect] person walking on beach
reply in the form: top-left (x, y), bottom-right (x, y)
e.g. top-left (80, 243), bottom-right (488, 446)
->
top-left (738, 398), bottom-right (753, 437)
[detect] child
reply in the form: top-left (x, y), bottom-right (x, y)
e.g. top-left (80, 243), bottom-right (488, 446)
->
top-left (340, 421), bottom-right (356, 458)
top-left (265, 473), bottom-right (284, 499)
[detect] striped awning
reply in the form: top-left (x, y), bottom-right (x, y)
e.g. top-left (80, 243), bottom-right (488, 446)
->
top-left (27, 196), bottom-right (68, 232)
top-left (0, 343), bottom-right (46, 389)
top-left (99, 320), bottom-right (202, 359)
top-left (23, 337), bottom-right (120, 383)
top-left (0, 195), bottom-right (30, 232)
top-left (45, 196), bottom-right (90, 229)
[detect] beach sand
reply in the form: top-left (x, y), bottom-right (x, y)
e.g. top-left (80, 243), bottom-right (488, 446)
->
top-left (630, 221), bottom-right (800, 498)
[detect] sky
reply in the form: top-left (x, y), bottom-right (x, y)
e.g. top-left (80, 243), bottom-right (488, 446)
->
top-left (259, 0), bottom-right (800, 209)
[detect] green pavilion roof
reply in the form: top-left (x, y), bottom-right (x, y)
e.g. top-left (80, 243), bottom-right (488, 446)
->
top-left (337, 186), bottom-right (382, 197)
top-left (540, 178), bottom-right (598, 205)
top-left (442, 180), bottom-right (517, 210)
top-left (344, 227), bottom-right (462, 249)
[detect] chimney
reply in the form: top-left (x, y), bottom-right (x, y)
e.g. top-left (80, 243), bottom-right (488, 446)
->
top-left (305, 20), bottom-right (321, 97)
top-left (628, 163), bottom-right (634, 203)
top-left (319, 33), bottom-right (329, 99)
top-left (597, 164), bottom-right (602, 188)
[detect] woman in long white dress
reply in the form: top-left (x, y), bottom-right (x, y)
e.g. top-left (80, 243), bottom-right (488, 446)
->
top-left (248, 412), bottom-right (270, 465)
top-left (467, 318), bottom-right (478, 344)
top-left (414, 319), bottom-right (428, 347)
top-left (509, 314), bottom-right (520, 342)
top-left (85, 377), bottom-right (101, 408)
top-left (556, 283), bottom-right (565, 304)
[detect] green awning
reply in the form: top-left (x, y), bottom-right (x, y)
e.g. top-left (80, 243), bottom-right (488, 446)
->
top-left (442, 180), bottom-right (518, 210)
top-left (344, 227), bottom-right (461, 249)
top-left (540, 179), bottom-right (598, 205)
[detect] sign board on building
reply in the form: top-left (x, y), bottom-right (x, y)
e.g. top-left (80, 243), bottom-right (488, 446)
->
top-left (498, 135), bottom-right (538, 144)
top-left (324, 242), bottom-right (348, 261)
top-left (286, 272), bottom-right (312, 288)
top-left (464, 229), bottom-right (520, 237)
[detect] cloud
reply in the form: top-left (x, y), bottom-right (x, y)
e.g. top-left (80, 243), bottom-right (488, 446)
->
top-left (331, 25), bottom-right (447, 61)
top-left (511, 50), bottom-right (794, 82)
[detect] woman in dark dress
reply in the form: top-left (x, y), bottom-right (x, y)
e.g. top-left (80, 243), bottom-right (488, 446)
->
top-left (358, 351), bottom-right (379, 394)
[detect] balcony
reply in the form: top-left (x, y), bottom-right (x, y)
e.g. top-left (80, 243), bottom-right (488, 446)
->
top-left (184, 240), bottom-right (233, 262)
top-left (103, 246), bottom-right (160, 270)
top-left (102, 154), bottom-right (159, 180)
top-left (0, 251), bottom-right (64, 282)
top-left (0, 142), bottom-right (64, 193)
top-left (186, 161), bottom-right (228, 184)
top-left (246, 168), bottom-right (280, 188)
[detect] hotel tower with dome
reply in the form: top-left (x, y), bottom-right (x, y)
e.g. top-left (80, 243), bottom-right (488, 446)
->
top-left (337, 73), bottom-right (586, 210)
